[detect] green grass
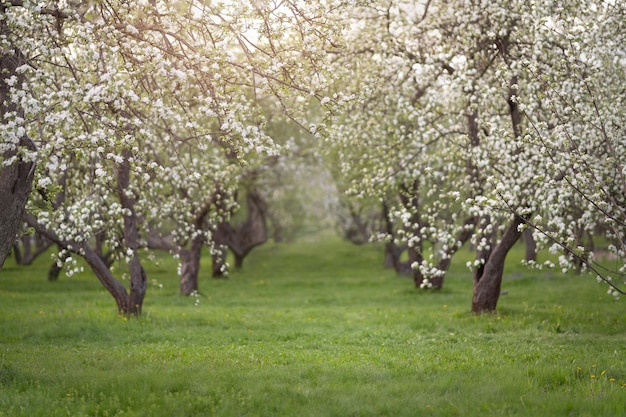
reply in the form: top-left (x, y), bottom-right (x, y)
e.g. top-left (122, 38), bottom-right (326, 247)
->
top-left (0, 235), bottom-right (624, 417)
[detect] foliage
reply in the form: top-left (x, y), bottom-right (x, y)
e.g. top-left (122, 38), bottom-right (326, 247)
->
top-left (1, 237), bottom-right (625, 416)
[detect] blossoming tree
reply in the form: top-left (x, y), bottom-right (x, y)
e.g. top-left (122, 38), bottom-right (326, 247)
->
top-left (329, 0), bottom-right (625, 312)
top-left (1, 0), bottom-right (344, 314)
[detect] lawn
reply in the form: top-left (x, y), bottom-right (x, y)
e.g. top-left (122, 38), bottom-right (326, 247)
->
top-left (0, 235), bottom-right (624, 416)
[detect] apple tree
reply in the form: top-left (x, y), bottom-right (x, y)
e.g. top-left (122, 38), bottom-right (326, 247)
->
top-left (2, 0), bottom-right (345, 314)
top-left (328, 0), bottom-right (625, 312)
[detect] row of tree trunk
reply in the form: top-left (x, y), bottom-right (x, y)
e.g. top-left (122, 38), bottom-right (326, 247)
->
top-left (14, 187), bottom-right (269, 313)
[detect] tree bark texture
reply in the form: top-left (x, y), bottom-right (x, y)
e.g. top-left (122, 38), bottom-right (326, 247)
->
top-left (0, 14), bottom-right (36, 269)
top-left (82, 244), bottom-right (133, 313)
top-left (0, 127), bottom-right (35, 271)
top-left (472, 215), bottom-right (524, 314)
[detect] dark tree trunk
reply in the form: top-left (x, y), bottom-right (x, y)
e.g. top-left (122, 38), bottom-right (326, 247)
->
top-left (396, 181), bottom-right (429, 288)
top-left (117, 150), bottom-right (146, 315)
top-left (381, 200), bottom-right (411, 275)
top-left (94, 229), bottom-right (116, 269)
top-left (345, 205), bottom-right (371, 245)
top-left (179, 236), bottom-right (203, 295)
top-left (178, 201), bottom-right (212, 293)
top-left (83, 244), bottom-right (131, 313)
top-left (146, 205), bottom-right (209, 294)
top-left (0, 141), bottom-right (35, 272)
top-left (469, 67), bottom-right (527, 313)
top-left (12, 243), bottom-right (22, 265)
top-left (409, 245), bottom-right (426, 288)
top-left (25, 213), bottom-right (132, 313)
top-left (472, 215), bottom-right (524, 314)
top-left (522, 228), bottom-right (537, 262)
top-left (234, 252), bottom-right (245, 269)
top-left (233, 191), bottom-right (268, 268)
top-left (47, 247), bottom-right (69, 281)
top-left (428, 274), bottom-right (445, 291)
top-left (16, 237), bottom-right (31, 265)
top-left (0, 16), bottom-right (36, 269)
top-left (47, 240), bottom-right (112, 282)
top-left (47, 258), bottom-right (63, 281)
top-left (216, 190), bottom-right (268, 271)
top-left (14, 172), bottom-right (67, 268)
top-left (384, 244), bottom-right (411, 275)
top-left (14, 231), bottom-right (54, 266)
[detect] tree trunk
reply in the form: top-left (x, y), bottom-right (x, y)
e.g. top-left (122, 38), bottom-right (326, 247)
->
top-left (396, 181), bottom-right (429, 288)
top-left (0, 144), bottom-right (35, 272)
top-left (384, 243), bottom-right (411, 275)
top-left (145, 204), bottom-right (209, 294)
top-left (25, 213), bottom-right (132, 313)
top-left (0, 16), bottom-right (36, 269)
top-left (117, 150), bottom-right (146, 315)
top-left (381, 201), bottom-right (411, 275)
top-left (12, 243), bottom-right (22, 265)
top-left (82, 244), bottom-right (131, 313)
top-left (345, 205), bottom-right (370, 245)
top-left (470, 69), bottom-right (527, 313)
top-left (218, 190), bottom-right (268, 271)
top-left (382, 204), bottom-right (398, 269)
top-left (14, 231), bottom-right (54, 266)
top-left (48, 259), bottom-right (63, 281)
top-left (409, 245), bottom-right (426, 288)
top-left (179, 236), bottom-right (203, 295)
top-left (47, 247), bottom-right (69, 281)
top-left (472, 215), bottom-right (524, 314)
top-left (234, 252), bottom-right (245, 269)
top-left (522, 228), bottom-right (537, 262)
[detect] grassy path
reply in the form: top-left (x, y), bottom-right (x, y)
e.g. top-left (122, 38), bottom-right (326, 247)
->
top-left (0, 237), bottom-right (625, 416)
